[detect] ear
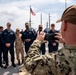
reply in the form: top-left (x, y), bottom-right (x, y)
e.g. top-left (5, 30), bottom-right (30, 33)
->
top-left (63, 21), bottom-right (67, 31)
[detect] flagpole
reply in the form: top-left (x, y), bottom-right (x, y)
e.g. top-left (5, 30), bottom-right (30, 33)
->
top-left (30, 5), bottom-right (31, 27)
top-left (65, 0), bottom-right (67, 9)
top-left (46, 22), bottom-right (48, 28)
top-left (40, 13), bottom-right (42, 24)
top-left (49, 13), bottom-right (51, 29)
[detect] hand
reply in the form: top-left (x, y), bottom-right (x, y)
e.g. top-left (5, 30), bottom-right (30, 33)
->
top-left (42, 40), bottom-right (47, 43)
top-left (27, 39), bottom-right (31, 42)
top-left (25, 39), bottom-right (31, 42)
top-left (55, 33), bottom-right (65, 44)
top-left (6, 43), bottom-right (11, 47)
top-left (36, 31), bottom-right (45, 42)
top-left (52, 42), bottom-right (56, 46)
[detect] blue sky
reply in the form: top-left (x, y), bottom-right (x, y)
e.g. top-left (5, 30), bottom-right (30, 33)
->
top-left (0, 0), bottom-right (76, 31)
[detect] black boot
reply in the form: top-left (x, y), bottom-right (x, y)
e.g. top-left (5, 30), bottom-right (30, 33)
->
top-left (12, 62), bottom-right (16, 67)
top-left (4, 62), bottom-right (9, 69)
top-left (18, 60), bottom-right (20, 65)
top-left (0, 65), bottom-right (4, 68)
top-left (4, 64), bottom-right (8, 69)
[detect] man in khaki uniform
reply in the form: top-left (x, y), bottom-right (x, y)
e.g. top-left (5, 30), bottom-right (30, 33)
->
top-left (21, 5), bottom-right (76, 75)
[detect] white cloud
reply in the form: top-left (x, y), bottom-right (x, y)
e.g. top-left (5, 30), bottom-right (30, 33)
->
top-left (1, 0), bottom-right (75, 31)
top-left (0, 0), bottom-right (56, 7)
top-left (0, 6), bottom-right (29, 30)
top-left (59, 0), bottom-right (72, 3)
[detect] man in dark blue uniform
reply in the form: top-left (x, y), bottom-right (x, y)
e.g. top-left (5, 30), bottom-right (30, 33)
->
top-left (22, 22), bottom-right (35, 54)
top-left (48, 23), bottom-right (59, 53)
top-left (0, 26), bottom-right (4, 68)
top-left (1, 22), bottom-right (16, 68)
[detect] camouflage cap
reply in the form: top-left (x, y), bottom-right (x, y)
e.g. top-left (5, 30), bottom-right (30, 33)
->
top-left (56, 5), bottom-right (76, 24)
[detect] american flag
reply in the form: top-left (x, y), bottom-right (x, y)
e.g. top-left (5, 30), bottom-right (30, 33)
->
top-left (30, 8), bottom-right (36, 16)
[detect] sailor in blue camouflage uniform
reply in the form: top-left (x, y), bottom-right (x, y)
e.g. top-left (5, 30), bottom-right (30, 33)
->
top-left (23, 5), bottom-right (76, 75)
top-left (48, 23), bottom-right (59, 53)
top-left (22, 22), bottom-right (35, 54)
top-left (1, 22), bottom-right (16, 68)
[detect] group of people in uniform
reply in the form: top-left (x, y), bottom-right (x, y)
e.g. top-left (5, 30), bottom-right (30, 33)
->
top-left (0, 21), bottom-right (59, 69)
top-left (0, 22), bottom-right (35, 69)
top-left (37, 24), bottom-right (59, 55)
